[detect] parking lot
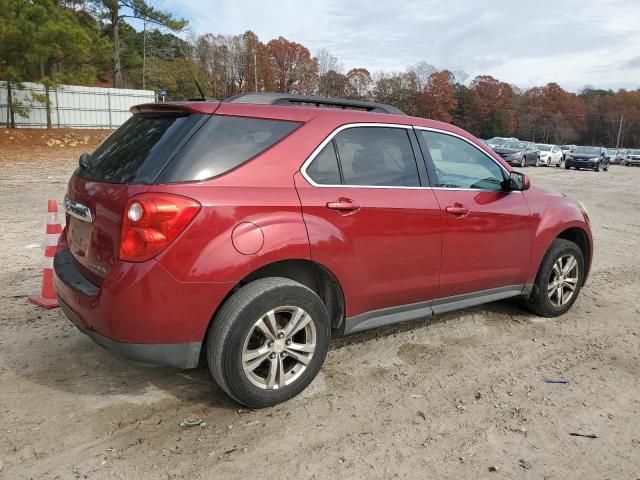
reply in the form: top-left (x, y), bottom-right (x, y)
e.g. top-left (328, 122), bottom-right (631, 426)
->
top-left (1, 129), bottom-right (639, 479)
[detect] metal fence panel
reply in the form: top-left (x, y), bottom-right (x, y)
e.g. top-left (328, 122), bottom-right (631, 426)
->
top-left (0, 81), bottom-right (156, 129)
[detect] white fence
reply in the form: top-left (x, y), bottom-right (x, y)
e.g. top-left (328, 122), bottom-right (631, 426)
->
top-left (0, 81), bottom-right (156, 129)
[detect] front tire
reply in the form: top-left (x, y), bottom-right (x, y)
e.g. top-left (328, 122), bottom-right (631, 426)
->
top-left (524, 239), bottom-right (585, 317)
top-left (207, 277), bottom-right (331, 407)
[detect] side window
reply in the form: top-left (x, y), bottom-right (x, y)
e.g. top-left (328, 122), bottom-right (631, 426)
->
top-left (419, 130), bottom-right (505, 190)
top-left (333, 127), bottom-right (420, 187)
top-left (306, 142), bottom-right (341, 185)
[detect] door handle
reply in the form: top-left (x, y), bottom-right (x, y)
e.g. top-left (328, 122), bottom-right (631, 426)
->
top-left (445, 204), bottom-right (470, 216)
top-left (326, 198), bottom-right (360, 213)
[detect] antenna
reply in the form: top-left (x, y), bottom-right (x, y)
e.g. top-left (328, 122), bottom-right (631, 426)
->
top-left (177, 41), bottom-right (206, 100)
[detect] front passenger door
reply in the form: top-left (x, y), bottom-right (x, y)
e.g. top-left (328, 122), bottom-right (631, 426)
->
top-left (416, 129), bottom-right (534, 299)
top-left (295, 125), bottom-right (442, 320)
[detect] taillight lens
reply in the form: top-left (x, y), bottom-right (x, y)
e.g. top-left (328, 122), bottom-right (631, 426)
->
top-left (119, 193), bottom-right (201, 262)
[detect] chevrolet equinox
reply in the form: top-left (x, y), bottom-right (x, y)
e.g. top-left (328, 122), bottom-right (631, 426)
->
top-left (54, 93), bottom-right (593, 407)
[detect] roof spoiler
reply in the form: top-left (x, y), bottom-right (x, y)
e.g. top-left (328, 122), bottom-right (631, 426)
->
top-left (225, 92), bottom-right (406, 115)
top-left (130, 102), bottom-right (220, 116)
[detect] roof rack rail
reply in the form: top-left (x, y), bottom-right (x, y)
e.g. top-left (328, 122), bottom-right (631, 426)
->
top-left (225, 92), bottom-right (406, 115)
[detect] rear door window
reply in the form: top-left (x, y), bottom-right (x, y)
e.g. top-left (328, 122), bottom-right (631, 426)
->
top-left (158, 116), bottom-right (300, 182)
top-left (332, 127), bottom-right (420, 187)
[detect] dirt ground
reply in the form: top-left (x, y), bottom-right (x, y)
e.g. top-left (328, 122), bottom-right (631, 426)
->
top-left (1, 129), bottom-right (639, 480)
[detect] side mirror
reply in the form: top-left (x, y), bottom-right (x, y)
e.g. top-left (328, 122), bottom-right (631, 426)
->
top-left (503, 171), bottom-right (530, 191)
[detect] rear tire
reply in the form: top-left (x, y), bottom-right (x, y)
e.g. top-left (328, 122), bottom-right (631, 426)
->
top-left (524, 239), bottom-right (585, 317)
top-left (521, 157), bottom-right (526, 168)
top-left (565, 163), bottom-right (570, 170)
top-left (207, 277), bottom-right (331, 407)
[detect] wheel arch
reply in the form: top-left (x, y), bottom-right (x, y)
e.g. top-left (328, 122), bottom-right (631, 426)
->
top-left (199, 259), bottom-right (346, 365)
top-left (556, 227), bottom-right (591, 281)
top-left (529, 223), bottom-right (592, 287)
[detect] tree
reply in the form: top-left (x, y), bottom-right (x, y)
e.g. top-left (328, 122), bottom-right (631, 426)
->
top-left (92, 0), bottom-right (186, 88)
top-left (316, 48), bottom-right (342, 96)
top-left (421, 71), bottom-right (457, 123)
top-left (0, 0), bottom-right (109, 127)
top-left (407, 61), bottom-right (436, 91)
top-left (29, 1), bottom-right (110, 127)
top-left (346, 68), bottom-right (372, 99)
top-left (267, 37), bottom-right (317, 94)
top-left (320, 70), bottom-right (348, 97)
top-left (466, 75), bottom-right (517, 137)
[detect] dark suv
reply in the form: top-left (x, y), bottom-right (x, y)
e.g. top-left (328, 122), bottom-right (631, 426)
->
top-left (55, 93), bottom-right (592, 407)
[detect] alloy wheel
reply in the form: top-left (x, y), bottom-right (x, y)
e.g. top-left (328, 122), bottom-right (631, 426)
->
top-left (241, 306), bottom-right (316, 390)
top-left (547, 254), bottom-right (579, 307)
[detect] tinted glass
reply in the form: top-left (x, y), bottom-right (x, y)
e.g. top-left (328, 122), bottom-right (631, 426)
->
top-left (420, 131), bottom-right (505, 190)
top-left (333, 127), bottom-right (419, 187)
top-left (573, 146), bottom-right (600, 154)
top-left (306, 142), bottom-right (341, 185)
top-left (159, 116), bottom-right (300, 182)
top-left (502, 141), bottom-right (527, 149)
top-left (537, 144), bottom-right (551, 151)
top-left (78, 113), bottom-right (203, 184)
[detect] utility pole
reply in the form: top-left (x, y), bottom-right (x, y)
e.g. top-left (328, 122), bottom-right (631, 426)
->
top-left (254, 51), bottom-right (258, 92)
top-left (616, 114), bottom-right (624, 148)
top-left (142, 19), bottom-right (147, 90)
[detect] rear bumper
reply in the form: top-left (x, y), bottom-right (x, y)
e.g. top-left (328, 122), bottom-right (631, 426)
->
top-left (53, 247), bottom-right (235, 368)
top-left (59, 299), bottom-right (201, 368)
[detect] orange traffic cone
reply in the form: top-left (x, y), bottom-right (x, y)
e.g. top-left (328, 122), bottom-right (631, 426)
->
top-left (28, 200), bottom-right (61, 309)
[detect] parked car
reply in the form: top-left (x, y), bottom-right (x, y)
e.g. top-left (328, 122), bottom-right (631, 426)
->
top-left (493, 141), bottom-right (541, 167)
top-left (560, 145), bottom-right (576, 158)
top-left (623, 149), bottom-right (640, 166)
top-left (565, 146), bottom-right (609, 171)
top-left (54, 93), bottom-right (593, 407)
top-left (613, 150), bottom-right (628, 164)
top-left (536, 144), bottom-right (564, 167)
top-left (486, 136), bottom-right (518, 149)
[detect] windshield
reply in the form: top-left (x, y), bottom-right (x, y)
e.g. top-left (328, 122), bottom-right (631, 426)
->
top-left (629, 149), bottom-right (640, 155)
top-left (536, 144), bottom-right (552, 151)
top-left (487, 138), bottom-right (504, 146)
top-left (502, 141), bottom-right (527, 149)
top-left (573, 146), bottom-right (600, 155)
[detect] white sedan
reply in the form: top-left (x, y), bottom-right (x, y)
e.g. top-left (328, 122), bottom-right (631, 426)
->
top-left (536, 144), bottom-right (564, 167)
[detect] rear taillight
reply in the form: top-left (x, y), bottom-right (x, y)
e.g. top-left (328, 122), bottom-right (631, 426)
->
top-left (119, 193), bottom-right (201, 262)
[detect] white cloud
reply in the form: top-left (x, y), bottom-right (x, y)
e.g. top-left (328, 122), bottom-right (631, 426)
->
top-left (159, 0), bottom-right (640, 91)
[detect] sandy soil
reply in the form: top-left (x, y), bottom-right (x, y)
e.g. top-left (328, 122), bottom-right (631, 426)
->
top-left (1, 130), bottom-right (639, 479)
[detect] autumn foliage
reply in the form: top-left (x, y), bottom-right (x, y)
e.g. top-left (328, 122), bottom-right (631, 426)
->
top-left (2, 0), bottom-right (639, 147)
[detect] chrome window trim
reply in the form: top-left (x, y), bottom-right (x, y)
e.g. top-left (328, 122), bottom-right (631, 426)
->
top-left (299, 122), bottom-right (521, 193)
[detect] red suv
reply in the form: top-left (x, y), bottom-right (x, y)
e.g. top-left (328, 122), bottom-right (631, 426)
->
top-left (54, 93), bottom-right (592, 407)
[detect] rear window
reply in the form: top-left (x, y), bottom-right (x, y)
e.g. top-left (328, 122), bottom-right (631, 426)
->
top-left (157, 116), bottom-right (301, 182)
top-left (78, 113), bottom-right (205, 184)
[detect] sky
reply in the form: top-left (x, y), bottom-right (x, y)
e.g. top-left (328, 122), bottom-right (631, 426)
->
top-left (156, 0), bottom-right (640, 92)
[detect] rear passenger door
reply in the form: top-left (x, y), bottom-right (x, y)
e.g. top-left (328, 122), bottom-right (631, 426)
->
top-left (294, 125), bottom-right (442, 321)
top-left (416, 128), bottom-right (533, 299)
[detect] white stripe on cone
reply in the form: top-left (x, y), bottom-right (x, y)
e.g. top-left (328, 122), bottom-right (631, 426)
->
top-left (45, 233), bottom-right (60, 246)
top-left (42, 256), bottom-right (54, 269)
